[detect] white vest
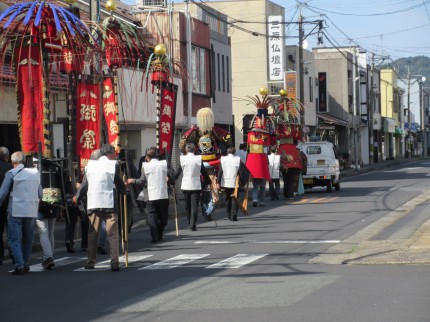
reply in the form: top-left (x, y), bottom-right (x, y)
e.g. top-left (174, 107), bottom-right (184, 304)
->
top-left (268, 154), bottom-right (281, 179)
top-left (220, 154), bottom-right (240, 188)
top-left (142, 159), bottom-right (168, 201)
top-left (180, 153), bottom-right (202, 190)
top-left (86, 157), bottom-right (116, 210)
top-left (11, 167), bottom-right (40, 218)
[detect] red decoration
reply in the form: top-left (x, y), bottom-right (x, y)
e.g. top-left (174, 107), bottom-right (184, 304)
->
top-left (103, 78), bottom-right (120, 153)
top-left (158, 85), bottom-right (177, 156)
top-left (17, 46), bottom-right (45, 154)
top-left (76, 82), bottom-right (101, 171)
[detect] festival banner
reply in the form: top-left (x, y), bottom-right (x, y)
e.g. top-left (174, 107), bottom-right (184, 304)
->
top-left (17, 45), bottom-right (46, 154)
top-left (158, 83), bottom-right (178, 157)
top-left (76, 82), bottom-right (100, 171)
top-left (103, 77), bottom-right (120, 154)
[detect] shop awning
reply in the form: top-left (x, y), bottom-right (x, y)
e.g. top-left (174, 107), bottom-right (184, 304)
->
top-left (316, 113), bottom-right (348, 127)
top-left (383, 118), bottom-right (395, 133)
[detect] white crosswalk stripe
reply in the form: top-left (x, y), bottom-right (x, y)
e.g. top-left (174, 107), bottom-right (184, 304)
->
top-left (206, 254), bottom-right (268, 269)
top-left (12, 257), bottom-right (86, 273)
top-left (139, 254), bottom-right (210, 270)
top-left (74, 254), bottom-right (153, 271)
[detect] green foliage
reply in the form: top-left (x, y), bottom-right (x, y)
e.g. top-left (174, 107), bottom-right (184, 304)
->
top-left (385, 56), bottom-right (430, 87)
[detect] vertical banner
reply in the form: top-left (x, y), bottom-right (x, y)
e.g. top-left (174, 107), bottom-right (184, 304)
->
top-left (76, 82), bottom-right (100, 170)
top-left (158, 83), bottom-right (178, 157)
top-left (103, 77), bottom-right (120, 153)
top-left (318, 72), bottom-right (328, 112)
top-left (17, 46), bottom-right (46, 154)
top-left (284, 71), bottom-right (298, 117)
top-left (268, 15), bottom-right (284, 81)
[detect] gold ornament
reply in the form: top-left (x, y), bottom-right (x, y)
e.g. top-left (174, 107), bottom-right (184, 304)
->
top-left (105, 0), bottom-right (117, 12)
top-left (279, 89), bottom-right (287, 97)
top-left (259, 87), bottom-right (269, 96)
top-left (154, 44), bottom-right (167, 56)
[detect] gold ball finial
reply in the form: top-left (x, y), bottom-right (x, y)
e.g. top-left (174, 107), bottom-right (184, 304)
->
top-left (279, 89), bottom-right (287, 97)
top-left (154, 44), bottom-right (167, 57)
top-left (105, 0), bottom-right (117, 12)
top-left (259, 87), bottom-right (269, 96)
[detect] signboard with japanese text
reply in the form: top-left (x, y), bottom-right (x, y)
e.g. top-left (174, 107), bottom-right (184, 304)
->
top-left (284, 71), bottom-right (298, 115)
top-left (268, 16), bottom-right (284, 81)
top-left (76, 82), bottom-right (100, 171)
top-left (103, 78), bottom-right (120, 154)
top-left (158, 83), bottom-right (178, 157)
top-left (318, 72), bottom-right (328, 112)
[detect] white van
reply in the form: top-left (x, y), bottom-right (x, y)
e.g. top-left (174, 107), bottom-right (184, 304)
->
top-left (299, 141), bottom-right (340, 192)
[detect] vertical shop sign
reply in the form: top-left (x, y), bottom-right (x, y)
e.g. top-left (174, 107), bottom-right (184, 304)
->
top-left (268, 16), bottom-right (284, 81)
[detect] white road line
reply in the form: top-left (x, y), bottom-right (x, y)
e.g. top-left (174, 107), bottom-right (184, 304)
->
top-left (194, 240), bottom-right (340, 245)
top-left (139, 254), bottom-right (210, 270)
top-left (75, 254), bottom-right (153, 271)
top-left (17, 257), bottom-right (86, 273)
top-left (206, 254), bottom-right (268, 269)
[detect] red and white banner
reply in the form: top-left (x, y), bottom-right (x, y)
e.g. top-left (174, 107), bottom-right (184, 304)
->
top-left (158, 84), bottom-right (177, 157)
top-left (76, 82), bottom-right (101, 171)
top-left (103, 78), bottom-right (120, 154)
top-left (17, 46), bottom-right (45, 154)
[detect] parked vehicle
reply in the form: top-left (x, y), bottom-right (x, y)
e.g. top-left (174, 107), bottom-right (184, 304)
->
top-left (299, 141), bottom-right (340, 192)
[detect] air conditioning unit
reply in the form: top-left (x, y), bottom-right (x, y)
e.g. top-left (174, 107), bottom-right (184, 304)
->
top-left (136, 0), bottom-right (166, 7)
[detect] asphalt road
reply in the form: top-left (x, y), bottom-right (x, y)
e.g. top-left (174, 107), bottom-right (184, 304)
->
top-left (1, 159), bottom-right (430, 322)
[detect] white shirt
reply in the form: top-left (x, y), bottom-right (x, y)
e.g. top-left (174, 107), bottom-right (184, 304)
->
top-left (268, 153), bottom-right (281, 179)
top-left (180, 153), bottom-right (202, 190)
top-left (220, 154), bottom-right (241, 188)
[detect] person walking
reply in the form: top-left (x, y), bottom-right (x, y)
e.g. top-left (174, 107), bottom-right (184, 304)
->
top-left (236, 143), bottom-right (247, 164)
top-left (73, 144), bottom-right (126, 271)
top-left (36, 204), bottom-right (58, 270)
top-left (0, 147), bottom-right (13, 265)
top-left (0, 151), bottom-right (42, 275)
top-left (268, 146), bottom-right (281, 200)
top-left (217, 147), bottom-right (241, 221)
top-left (174, 143), bottom-right (211, 231)
top-left (128, 147), bottom-right (173, 242)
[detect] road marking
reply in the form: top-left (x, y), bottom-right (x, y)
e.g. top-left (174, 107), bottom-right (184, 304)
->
top-left (206, 254), bottom-right (268, 269)
top-left (15, 257), bottom-right (86, 273)
top-left (75, 254), bottom-right (153, 271)
top-left (194, 240), bottom-right (340, 245)
top-left (139, 254), bottom-right (209, 270)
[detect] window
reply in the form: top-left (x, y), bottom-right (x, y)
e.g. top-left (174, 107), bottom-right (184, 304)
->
top-left (306, 146), bottom-right (322, 155)
top-left (222, 55), bottom-right (225, 92)
top-left (217, 53), bottom-right (220, 92)
top-left (226, 56), bottom-right (230, 93)
top-left (309, 77), bottom-right (313, 102)
top-left (192, 46), bottom-right (206, 94)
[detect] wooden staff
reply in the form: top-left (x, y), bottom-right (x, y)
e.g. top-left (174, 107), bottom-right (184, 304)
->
top-left (231, 175), bottom-right (248, 215)
top-left (242, 177), bottom-right (250, 215)
top-left (172, 184), bottom-right (179, 237)
top-left (122, 175), bottom-right (129, 267)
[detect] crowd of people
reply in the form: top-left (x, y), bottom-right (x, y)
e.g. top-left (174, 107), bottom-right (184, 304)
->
top-left (0, 138), bottom-right (307, 275)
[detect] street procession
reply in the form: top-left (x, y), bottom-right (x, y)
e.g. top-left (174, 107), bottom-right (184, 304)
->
top-left (0, 0), bottom-right (316, 275)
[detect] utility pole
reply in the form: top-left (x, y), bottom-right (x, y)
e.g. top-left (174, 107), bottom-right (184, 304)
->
top-left (298, 15), bottom-right (305, 134)
top-left (368, 53), bottom-right (374, 164)
top-left (406, 66), bottom-right (411, 158)
top-left (352, 48), bottom-right (359, 173)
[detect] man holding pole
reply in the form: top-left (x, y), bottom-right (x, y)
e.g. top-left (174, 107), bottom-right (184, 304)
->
top-left (128, 147), bottom-right (173, 242)
top-left (73, 144), bottom-right (126, 271)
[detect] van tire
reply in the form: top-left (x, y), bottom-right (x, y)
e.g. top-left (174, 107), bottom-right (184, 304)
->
top-left (326, 180), bottom-right (333, 192)
top-left (334, 182), bottom-right (340, 191)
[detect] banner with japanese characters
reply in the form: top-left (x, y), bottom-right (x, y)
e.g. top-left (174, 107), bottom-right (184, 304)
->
top-left (268, 15), bottom-right (284, 81)
top-left (103, 78), bottom-right (120, 154)
top-left (158, 84), bottom-right (178, 157)
top-left (76, 82), bottom-right (100, 171)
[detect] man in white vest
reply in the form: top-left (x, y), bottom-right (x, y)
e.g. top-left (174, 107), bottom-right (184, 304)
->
top-left (268, 146), bottom-right (281, 200)
top-left (217, 147), bottom-right (241, 221)
top-left (128, 147), bottom-right (173, 242)
top-left (0, 151), bottom-right (42, 275)
top-left (74, 144), bottom-right (126, 271)
top-left (174, 143), bottom-right (211, 231)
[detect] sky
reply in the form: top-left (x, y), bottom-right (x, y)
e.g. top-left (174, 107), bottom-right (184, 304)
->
top-left (127, 0), bottom-right (430, 64)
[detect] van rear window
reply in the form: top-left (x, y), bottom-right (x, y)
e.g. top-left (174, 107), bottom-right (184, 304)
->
top-left (306, 146), bottom-right (321, 155)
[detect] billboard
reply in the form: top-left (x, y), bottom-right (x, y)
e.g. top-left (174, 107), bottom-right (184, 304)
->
top-left (318, 72), bottom-right (328, 112)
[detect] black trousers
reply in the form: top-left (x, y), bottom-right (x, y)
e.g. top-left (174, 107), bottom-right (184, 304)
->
top-left (281, 168), bottom-right (301, 199)
top-left (65, 205), bottom-right (89, 248)
top-left (146, 198), bottom-right (169, 241)
top-left (0, 206), bottom-right (7, 262)
top-left (183, 190), bottom-right (201, 229)
top-left (224, 187), bottom-right (238, 218)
